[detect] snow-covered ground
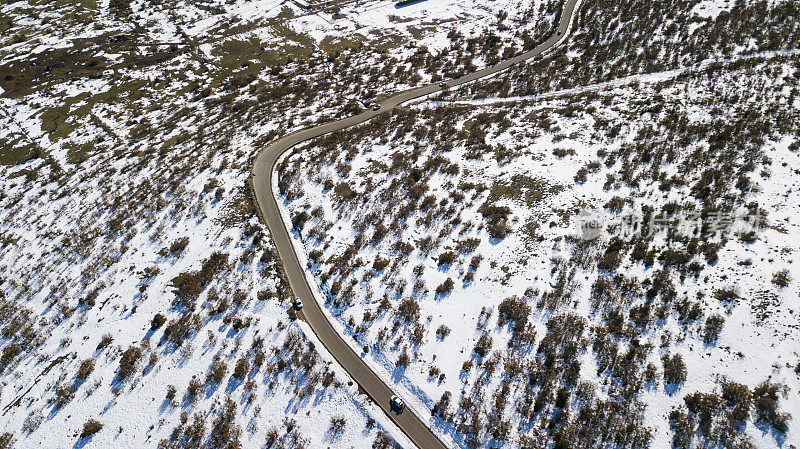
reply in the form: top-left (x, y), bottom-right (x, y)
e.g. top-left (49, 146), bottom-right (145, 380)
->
top-left (0, 116), bottom-right (409, 447)
top-left (0, 0), bottom-right (563, 446)
top-left (281, 52), bottom-right (800, 447)
top-left (2, 0), bottom-right (798, 447)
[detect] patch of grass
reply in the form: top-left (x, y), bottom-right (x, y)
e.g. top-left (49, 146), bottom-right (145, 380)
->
top-left (214, 37), bottom-right (265, 71)
top-left (38, 78), bottom-right (146, 146)
top-left (406, 25), bottom-right (438, 40)
top-left (31, 0), bottom-right (98, 9)
top-left (22, 0), bottom-right (99, 23)
top-left (371, 31), bottom-right (406, 52)
top-left (487, 174), bottom-right (562, 207)
top-left (63, 141), bottom-right (94, 164)
top-left (483, 175), bottom-right (565, 245)
top-left (0, 39), bottom-right (107, 97)
top-left (213, 24), bottom-right (314, 75)
top-left (39, 105), bottom-right (79, 141)
top-left (0, 13), bottom-right (12, 34)
top-left (0, 30), bottom-right (180, 98)
top-left (218, 187), bottom-right (255, 227)
top-left (0, 134), bottom-right (36, 166)
top-left (271, 23), bottom-right (314, 60)
top-left (158, 131), bottom-right (193, 154)
top-left (319, 35), bottom-right (364, 57)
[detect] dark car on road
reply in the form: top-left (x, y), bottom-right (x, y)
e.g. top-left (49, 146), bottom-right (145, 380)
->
top-left (390, 395), bottom-right (405, 414)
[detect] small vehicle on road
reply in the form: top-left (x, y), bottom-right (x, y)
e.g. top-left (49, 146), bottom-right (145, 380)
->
top-left (293, 298), bottom-right (303, 310)
top-left (438, 81), bottom-right (448, 88)
top-left (372, 104), bottom-right (381, 111)
top-left (390, 395), bottom-right (405, 414)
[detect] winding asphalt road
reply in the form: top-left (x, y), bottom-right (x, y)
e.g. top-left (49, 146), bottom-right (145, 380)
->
top-left (250, 1), bottom-right (581, 447)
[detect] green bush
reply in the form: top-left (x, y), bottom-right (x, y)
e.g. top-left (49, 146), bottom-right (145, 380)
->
top-left (753, 381), bottom-right (791, 433)
top-left (0, 433), bottom-right (13, 449)
top-left (721, 381), bottom-right (752, 424)
top-left (232, 358), bottom-right (250, 380)
top-left (771, 269), bottom-right (791, 287)
top-left (329, 415), bottom-right (347, 435)
top-left (497, 297), bottom-right (531, 325)
top-left (170, 252), bottom-right (229, 303)
top-left (702, 315), bottom-right (725, 344)
top-left (118, 346), bottom-right (142, 380)
top-left (0, 344), bottom-right (21, 368)
top-left (163, 313), bottom-right (202, 346)
top-left (80, 419), bottom-right (103, 438)
top-left (209, 397), bottom-right (241, 449)
top-left (207, 360), bottom-right (228, 383)
top-left (555, 388), bottom-right (570, 409)
top-left (473, 332), bottom-right (493, 357)
top-left (168, 237), bottom-right (190, 255)
top-left (668, 409), bottom-right (695, 448)
top-left (96, 334), bottom-right (113, 351)
top-left (435, 278), bottom-right (455, 294)
top-left (437, 251), bottom-right (456, 266)
top-left (397, 298), bottom-right (420, 323)
top-left (76, 359), bottom-right (94, 380)
top-left (53, 385), bottom-right (75, 408)
top-left (186, 378), bottom-right (203, 401)
top-left (334, 182), bottom-right (356, 200)
top-left (151, 313), bottom-right (166, 330)
top-left (662, 354), bottom-right (687, 385)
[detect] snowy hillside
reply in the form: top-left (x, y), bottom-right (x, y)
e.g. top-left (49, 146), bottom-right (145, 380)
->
top-left (1, 0), bottom-right (798, 448)
top-left (0, 0), bottom-right (563, 447)
top-left (279, 1), bottom-right (800, 446)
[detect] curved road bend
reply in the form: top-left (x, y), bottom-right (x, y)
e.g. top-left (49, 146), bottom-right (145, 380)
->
top-left (251, 1), bottom-right (581, 447)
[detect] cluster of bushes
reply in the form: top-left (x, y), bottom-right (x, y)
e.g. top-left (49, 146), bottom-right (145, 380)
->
top-left (444, 312), bottom-right (651, 449)
top-left (52, 385), bottom-right (75, 409)
top-left (232, 358), bottom-right (250, 380)
top-left (159, 237), bottom-right (189, 257)
top-left (170, 252), bottom-right (229, 304)
top-left (207, 360), bottom-right (227, 384)
top-left (118, 346), bottom-right (142, 380)
top-left (163, 313), bottom-right (202, 346)
top-left (76, 359), bottom-right (94, 380)
top-left (159, 413), bottom-right (206, 449)
top-left (478, 203), bottom-right (512, 239)
top-left (670, 380), bottom-right (791, 447)
top-left (397, 298), bottom-right (420, 323)
top-left (267, 6), bottom-right (800, 449)
top-left (0, 297), bottom-right (36, 371)
top-left (472, 0), bottom-right (800, 101)
top-left (497, 296), bottom-right (531, 326)
top-left (80, 420), bottom-right (103, 438)
top-left (328, 415), bottom-right (347, 436)
top-left (0, 433), bottom-right (13, 449)
top-left (208, 397), bottom-right (241, 449)
top-left (435, 278), bottom-right (454, 295)
top-left (661, 354), bottom-right (688, 386)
